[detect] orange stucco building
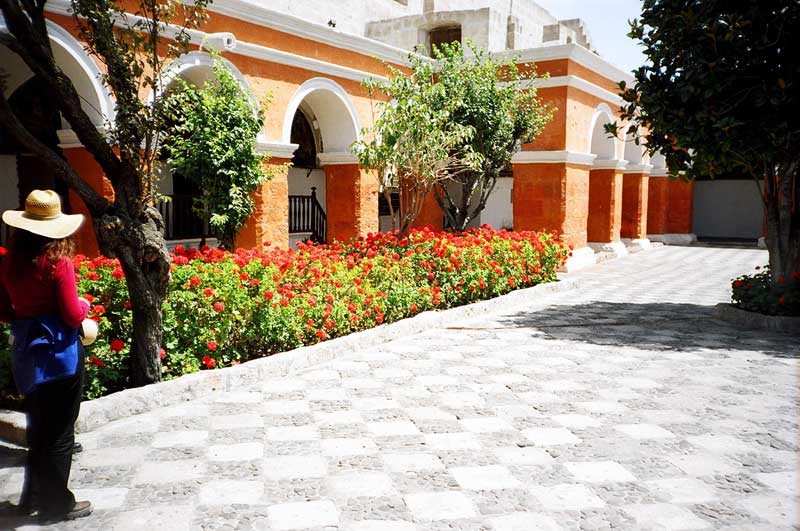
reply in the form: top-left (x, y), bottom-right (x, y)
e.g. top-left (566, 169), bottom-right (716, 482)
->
top-left (0, 0), bottom-right (695, 271)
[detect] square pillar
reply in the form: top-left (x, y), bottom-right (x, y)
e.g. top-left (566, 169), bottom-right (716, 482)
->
top-left (588, 165), bottom-right (624, 244)
top-left (320, 153), bottom-right (379, 242)
top-left (647, 175), bottom-right (669, 237)
top-left (621, 170), bottom-right (650, 239)
top-left (410, 189), bottom-right (444, 232)
top-left (666, 179), bottom-right (694, 234)
top-left (512, 160), bottom-right (591, 249)
top-left (63, 147), bottom-right (115, 257)
top-left (237, 158), bottom-right (289, 250)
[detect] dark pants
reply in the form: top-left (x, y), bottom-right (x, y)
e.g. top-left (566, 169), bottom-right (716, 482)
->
top-left (20, 350), bottom-right (84, 515)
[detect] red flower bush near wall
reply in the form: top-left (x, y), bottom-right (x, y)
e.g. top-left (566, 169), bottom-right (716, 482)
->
top-left (731, 265), bottom-right (800, 316)
top-left (0, 227), bottom-right (568, 399)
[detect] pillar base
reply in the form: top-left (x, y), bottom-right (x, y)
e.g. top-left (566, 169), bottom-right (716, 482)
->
top-left (560, 246), bottom-right (597, 273)
top-left (621, 238), bottom-right (653, 253)
top-left (649, 233), bottom-right (697, 245)
top-left (757, 237), bottom-right (767, 249)
top-left (588, 240), bottom-right (629, 258)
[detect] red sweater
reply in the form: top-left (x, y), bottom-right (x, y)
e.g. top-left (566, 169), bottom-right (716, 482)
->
top-left (0, 254), bottom-right (89, 329)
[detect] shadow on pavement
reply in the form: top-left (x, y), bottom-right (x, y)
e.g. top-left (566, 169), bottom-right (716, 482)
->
top-left (489, 301), bottom-right (798, 358)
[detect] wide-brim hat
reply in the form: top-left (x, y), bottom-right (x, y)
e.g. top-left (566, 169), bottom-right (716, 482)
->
top-left (2, 189), bottom-right (84, 239)
top-left (80, 318), bottom-right (98, 346)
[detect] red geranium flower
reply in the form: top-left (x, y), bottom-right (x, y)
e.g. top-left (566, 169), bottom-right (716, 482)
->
top-left (207, 340), bottom-right (218, 351)
top-left (82, 294), bottom-right (95, 303)
top-left (203, 288), bottom-right (215, 297)
top-left (111, 268), bottom-right (124, 280)
top-left (110, 339), bottom-right (124, 353)
top-left (0, 246), bottom-right (7, 256)
top-left (778, 296), bottom-right (785, 304)
top-left (159, 348), bottom-right (166, 360)
top-left (92, 304), bottom-right (106, 315)
top-left (202, 355), bottom-right (216, 369)
top-left (190, 276), bottom-right (202, 286)
top-left (213, 301), bottom-right (225, 312)
top-left (89, 356), bottom-right (105, 367)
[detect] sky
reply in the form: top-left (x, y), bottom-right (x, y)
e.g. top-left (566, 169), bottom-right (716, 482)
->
top-left (534, 0), bottom-right (647, 73)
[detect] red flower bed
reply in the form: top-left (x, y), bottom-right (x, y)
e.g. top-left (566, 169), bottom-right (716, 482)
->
top-left (731, 265), bottom-right (800, 316)
top-left (1, 227), bottom-right (568, 399)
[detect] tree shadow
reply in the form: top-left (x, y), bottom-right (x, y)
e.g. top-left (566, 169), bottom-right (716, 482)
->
top-left (490, 301), bottom-right (798, 359)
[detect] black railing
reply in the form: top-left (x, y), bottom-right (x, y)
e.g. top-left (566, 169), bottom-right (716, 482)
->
top-left (157, 194), bottom-right (210, 241)
top-left (289, 187), bottom-right (326, 243)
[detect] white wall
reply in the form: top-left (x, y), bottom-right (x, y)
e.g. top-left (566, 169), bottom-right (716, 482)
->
top-left (478, 176), bottom-right (513, 229)
top-left (288, 167), bottom-right (327, 213)
top-left (692, 180), bottom-right (763, 240)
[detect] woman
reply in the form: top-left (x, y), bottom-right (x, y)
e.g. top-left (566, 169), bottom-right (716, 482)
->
top-left (0, 189), bottom-right (92, 521)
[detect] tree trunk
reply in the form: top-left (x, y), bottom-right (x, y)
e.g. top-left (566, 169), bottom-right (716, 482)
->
top-left (764, 160), bottom-right (800, 281)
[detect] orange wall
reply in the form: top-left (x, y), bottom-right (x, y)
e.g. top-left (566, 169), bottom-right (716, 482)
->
top-left (621, 173), bottom-right (649, 239)
top-left (587, 168), bottom-right (623, 243)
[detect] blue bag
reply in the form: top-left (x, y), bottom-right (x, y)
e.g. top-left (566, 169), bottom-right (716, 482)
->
top-left (10, 315), bottom-right (79, 396)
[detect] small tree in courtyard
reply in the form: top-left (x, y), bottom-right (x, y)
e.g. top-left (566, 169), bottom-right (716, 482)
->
top-left (161, 58), bottom-right (270, 250)
top-left (432, 42), bottom-right (553, 231)
top-left (0, 0), bottom-right (209, 386)
top-left (353, 52), bottom-right (483, 234)
top-left (609, 1), bottom-right (799, 281)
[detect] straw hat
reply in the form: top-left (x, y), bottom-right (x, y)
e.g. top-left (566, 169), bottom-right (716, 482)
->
top-left (2, 190), bottom-right (84, 239)
top-left (79, 318), bottom-right (98, 346)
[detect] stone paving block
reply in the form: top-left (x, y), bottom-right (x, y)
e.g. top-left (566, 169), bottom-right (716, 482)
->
top-left (404, 491), bottom-right (479, 520)
top-left (614, 423), bottom-right (676, 440)
top-left (314, 410), bottom-right (364, 424)
top-left (266, 425), bottom-right (319, 441)
top-left (495, 405), bottom-right (544, 418)
top-left (518, 391), bottom-right (562, 404)
top-left (198, 479), bottom-right (264, 505)
top-left (423, 432), bottom-right (482, 451)
top-left (623, 503), bottom-right (710, 530)
top-left (209, 413), bottom-right (264, 430)
top-left (521, 427), bottom-right (582, 446)
top-left (618, 377), bottom-right (662, 389)
top-left (353, 397), bottom-right (401, 410)
top-left (485, 512), bottom-right (564, 531)
top-left (321, 437), bottom-right (379, 457)
top-left (459, 417), bottom-right (515, 433)
top-left (367, 420), bottom-right (421, 437)
top-left (262, 399), bottom-right (311, 415)
top-left (564, 461), bottom-right (638, 483)
top-left (492, 446), bottom-right (555, 466)
top-left (753, 471), bottom-right (799, 496)
top-left (328, 471), bottom-right (396, 498)
top-left (739, 494), bottom-right (799, 527)
top-left (151, 430), bottom-right (208, 448)
top-left (686, 434), bottom-right (755, 454)
top-left (208, 442), bottom-right (264, 461)
top-left (347, 521), bottom-right (417, 531)
top-left (539, 380), bottom-right (587, 392)
top-left (576, 401), bottom-right (630, 414)
top-left (645, 477), bottom-right (719, 503)
top-left (450, 465), bottom-right (522, 490)
top-left (306, 387), bottom-right (350, 401)
top-left (440, 392), bottom-right (486, 408)
top-left (77, 445), bottom-right (147, 467)
top-left (407, 407), bottom-right (457, 421)
top-left (72, 487), bottom-right (128, 510)
top-left (134, 460), bottom-right (205, 484)
top-left (112, 504), bottom-right (196, 531)
top-left (529, 483), bottom-right (606, 511)
top-left (552, 414), bottom-right (603, 429)
top-left (267, 499), bottom-right (340, 530)
top-left (383, 453), bottom-right (444, 472)
top-left (263, 455), bottom-right (328, 480)
top-left (210, 391), bottom-right (263, 403)
top-left (666, 452), bottom-right (739, 476)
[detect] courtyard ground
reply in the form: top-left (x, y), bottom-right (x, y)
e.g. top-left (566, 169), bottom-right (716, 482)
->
top-left (0, 245), bottom-right (797, 530)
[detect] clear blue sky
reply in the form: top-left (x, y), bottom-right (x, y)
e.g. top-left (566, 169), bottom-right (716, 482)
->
top-left (535, 0), bottom-right (646, 73)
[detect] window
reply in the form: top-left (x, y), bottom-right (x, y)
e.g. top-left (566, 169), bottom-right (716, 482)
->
top-left (429, 25), bottom-right (461, 54)
top-left (378, 191), bottom-right (401, 216)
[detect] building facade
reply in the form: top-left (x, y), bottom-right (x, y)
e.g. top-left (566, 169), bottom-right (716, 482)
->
top-left (0, 0), bottom-right (696, 269)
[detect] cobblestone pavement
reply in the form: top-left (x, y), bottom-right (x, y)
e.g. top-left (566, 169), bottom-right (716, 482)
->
top-left (1, 245), bottom-right (798, 531)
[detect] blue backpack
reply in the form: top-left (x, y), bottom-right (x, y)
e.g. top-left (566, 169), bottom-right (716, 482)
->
top-left (11, 315), bottom-right (80, 395)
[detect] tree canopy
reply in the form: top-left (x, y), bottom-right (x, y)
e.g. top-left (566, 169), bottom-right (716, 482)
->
top-left (610, 0), bottom-right (799, 278)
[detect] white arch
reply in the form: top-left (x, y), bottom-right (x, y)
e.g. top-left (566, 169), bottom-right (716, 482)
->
top-left (156, 51), bottom-right (257, 107)
top-left (588, 103), bottom-right (620, 161)
top-left (281, 77), bottom-right (361, 153)
top-left (623, 129), bottom-right (645, 165)
top-left (0, 19), bottom-right (115, 125)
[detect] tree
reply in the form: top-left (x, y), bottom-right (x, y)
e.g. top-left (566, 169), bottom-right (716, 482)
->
top-left (0, 0), bottom-right (209, 386)
top-left (353, 51), bottom-right (483, 234)
top-left (161, 58), bottom-right (270, 250)
top-left (432, 42), bottom-right (553, 231)
top-left (609, 1), bottom-right (799, 281)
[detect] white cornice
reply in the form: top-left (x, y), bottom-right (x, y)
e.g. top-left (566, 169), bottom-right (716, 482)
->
top-left (317, 152), bottom-right (359, 166)
top-left (57, 128), bottom-right (109, 148)
top-left (208, 0), bottom-right (415, 68)
top-left (532, 75), bottom-right (623, 106)
top-left (650, 168), bottom-right (669, 177)
top-left (511, 150), bottom-right (597, 166)
top-left (503, 43), bottom-right (635, 86)
top-left (255, 140), bottom-right (298, 159)
top-left (592, 159), bottom-right (628, 170)
top-left (624, 163), bottom-right (653, 174)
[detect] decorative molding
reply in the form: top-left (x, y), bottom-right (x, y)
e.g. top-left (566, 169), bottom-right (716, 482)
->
top-left (281, 78), bottom-right (362, 147)
top-left (256, 140), bottom-right (298, 159)
top-left (624, 163), bottom-right (653, 174)
top-left (317, 152), bottom-right (359, 166)
top-left (511, 150), bottom-right (597, 166)
top-left (57, 128), bottom-right (108, 148)
top-left (502, 43), bottom-right (634, 86)
top-left (208, 0), bottom-right (416, 67)
top-left (532, 75), bottom-right (624, 106)
top-left (650, 168), bottom-right (669, 177)
top-left (592, 159), bottom-right (628, 170)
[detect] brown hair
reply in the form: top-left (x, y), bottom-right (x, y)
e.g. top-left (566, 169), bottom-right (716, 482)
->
top-left (9, 229), bottom-right (76, 273)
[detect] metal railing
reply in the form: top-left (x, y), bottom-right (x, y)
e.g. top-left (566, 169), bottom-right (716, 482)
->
top-left (157, 194), bottom-right (210, 241)
top-left (288, 187), bottom-right (326, 243)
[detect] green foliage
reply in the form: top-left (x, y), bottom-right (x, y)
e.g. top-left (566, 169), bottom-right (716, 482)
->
top-left (353, 50), bottom-right (483, 233)
top-left (161, 58), bottom-right (270, 249)
top-left (731, 267), bottom-right (800, 317)
top-left (612, 0), bottom-right (799, 280)
top-left (432, 42), bottom-right (554, 230)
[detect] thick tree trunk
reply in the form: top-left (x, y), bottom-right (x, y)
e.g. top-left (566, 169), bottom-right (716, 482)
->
top-left (764, 160), bottom-right (800, 281)
top-left (97, 206), bottom-right (170, 387)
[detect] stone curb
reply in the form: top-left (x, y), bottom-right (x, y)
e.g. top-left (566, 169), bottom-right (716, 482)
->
top-left (0, 278), bottom-right (579, 445)
top-left (712, 303), bottom-right (800, 335)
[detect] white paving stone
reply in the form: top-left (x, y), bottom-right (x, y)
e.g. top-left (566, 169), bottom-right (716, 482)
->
top-left (450, 465), bottom-right (521, 490)
top-left (521, 427), bottom-right (582, 446)
top-left (686, 433), bottom-right (755, 454)
top-left (263, 455), bottom-right (328, 480)
top-left (666, 452), bottom-right (738, 476)
top-left (485, 512), bottom-right (563, 531)
top-left (267, 500), bottom-right (340, 530)
top-left (151, 430), bottom-right (208, 448)
top-left (266, 425), bottom-right (319, 441)
top-left (72, 487), bottom-right (128, 510)
top-left (383, 453), bottom-right (444, 472)
top-left (198, 480), bottom-right (264, 505)
top-left (530, 484), bottom-right (606, 511)
top-left (423, 432), bottom-right (482, 451)
top-left (367, 420), bottom-right (420, 437)
top-left (614, 423), bottom-right (676, 440)
top-left (754, 471), bottom-right (799, 496)
top-left (262, 399), bottom-right (310, 415)
top-left (134, 460), bottom-right (205, 484)
top-left (459, 417), bottom-right (515, 433)
top-left (564, 461), bottom-right (637, 483)
top-left (493, 446), bottom-right (555, 466)
top-left (623, 503), bottom-right (709, 530)
top-left (739, 494), bottom-right (799, 527)
top-left (328, 471), bottom-right (396, 498)
top-left (552, 414), bottom-right (603, 429)
top-left (207, 442), bottom-right (263, 461)
top-left (209, 413), bottom-right (264, 430)
top-left (112, 505), bottom-right (195, 531)
top-left (576, 401), bottom-right (630, 414)
top-left (321, 437), bottom-right (378, 457)
top-left (404, 491), bottom-right (479, 520)
top-left (645, 477), bottom-right (719, 503)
